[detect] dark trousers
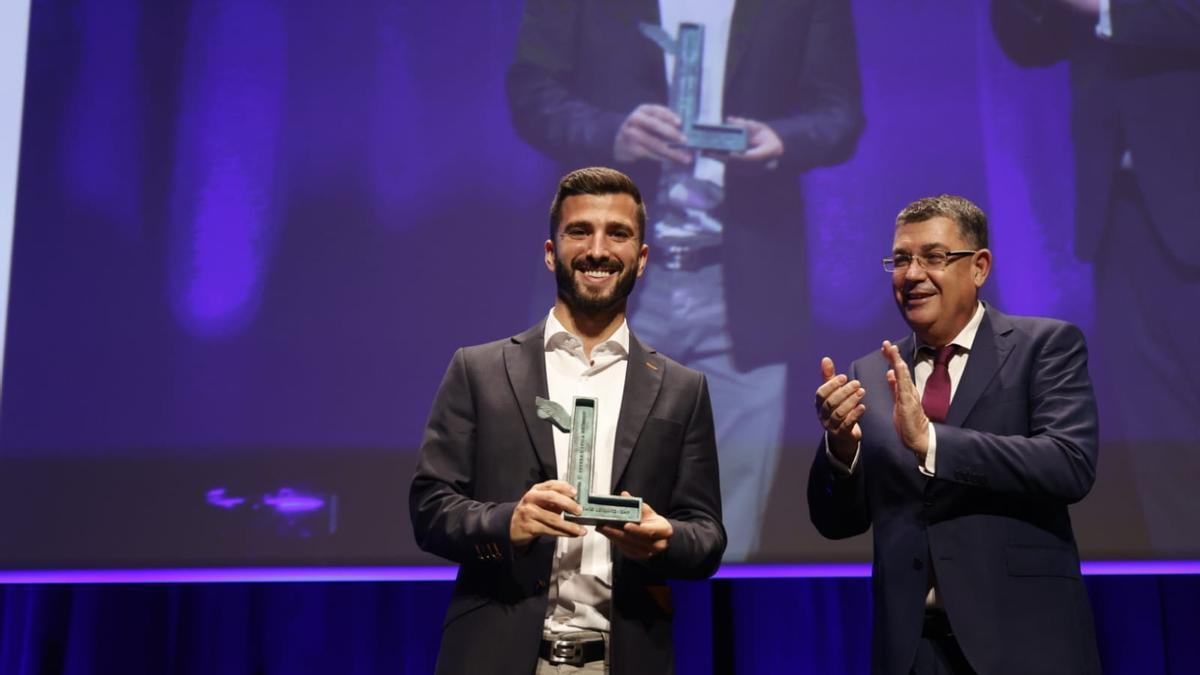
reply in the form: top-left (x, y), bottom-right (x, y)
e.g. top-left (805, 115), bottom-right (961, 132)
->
top-left (909, 612), bottom-right (976, 675)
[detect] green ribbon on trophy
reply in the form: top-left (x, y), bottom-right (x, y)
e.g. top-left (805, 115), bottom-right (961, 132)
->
top-left (535, 396), bottom-right (642, 525)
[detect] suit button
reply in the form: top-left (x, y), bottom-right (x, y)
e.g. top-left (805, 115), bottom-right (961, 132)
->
top-left (912, 558), bottom-right (924, 570)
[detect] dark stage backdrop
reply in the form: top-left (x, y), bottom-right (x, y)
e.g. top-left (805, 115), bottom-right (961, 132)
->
top-left (1, 0), bottom-right (1197, 569)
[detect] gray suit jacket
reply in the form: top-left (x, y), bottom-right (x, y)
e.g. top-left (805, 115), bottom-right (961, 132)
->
top-left (410, 320), bottom-right (725, 674)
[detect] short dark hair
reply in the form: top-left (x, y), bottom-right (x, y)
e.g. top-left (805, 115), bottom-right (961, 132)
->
top-left (548, 167), bottom-right (647, 242)
top-left (895, 195), bottom-right (989, 249)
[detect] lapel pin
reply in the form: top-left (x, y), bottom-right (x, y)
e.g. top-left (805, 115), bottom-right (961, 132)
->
top-left (645, 361), bottom-right (659, 371)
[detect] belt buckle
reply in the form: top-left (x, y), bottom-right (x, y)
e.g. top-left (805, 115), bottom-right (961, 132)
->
top-left (549, 639), bottom-right (584, 666)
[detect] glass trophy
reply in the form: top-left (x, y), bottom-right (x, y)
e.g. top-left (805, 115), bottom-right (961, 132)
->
top-left (536, 396), bottom-right (642, 525)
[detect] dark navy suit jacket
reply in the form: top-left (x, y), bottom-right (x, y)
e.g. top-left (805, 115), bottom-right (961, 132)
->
top-left (410, 321), bottom-right (725, 674)
top-left (808, 306), bottom-right (1101, 675)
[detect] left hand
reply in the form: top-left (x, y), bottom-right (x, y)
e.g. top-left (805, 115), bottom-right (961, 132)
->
top-left (882, 340), bottom-right (931, 460)
top-left (597, 493), bottom-right (673, 561)
top-left (724, 117), bottom-right (784, 167)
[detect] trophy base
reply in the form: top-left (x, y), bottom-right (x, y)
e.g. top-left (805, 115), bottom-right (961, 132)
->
top-left (565, 494), bottom-right (642, 526)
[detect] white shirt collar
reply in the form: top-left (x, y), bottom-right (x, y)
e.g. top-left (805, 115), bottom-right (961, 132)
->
top-left (917, 301), bottom-right (986, 355)
top-left (543, 308), bottom-right (630, 355)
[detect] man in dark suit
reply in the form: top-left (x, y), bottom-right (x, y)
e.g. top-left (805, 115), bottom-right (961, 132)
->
top-left (991, 0), bottom-right (1200, 551)
top-left (507, 0), bottom-right (864, 560)
top-left (411, 167), bottom-right (725, 674)
top-left (808, 195), bottom-right (1101, 675)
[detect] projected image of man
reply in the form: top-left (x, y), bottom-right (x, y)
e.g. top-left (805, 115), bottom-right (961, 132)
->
top-left (992, 0), bottom-right (1200, 555)
top-left (808, 195), bottom-right (1101, 675)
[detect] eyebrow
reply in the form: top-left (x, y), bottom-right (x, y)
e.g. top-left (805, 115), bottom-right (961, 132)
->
top-left (893, 243), bottom-right (951, 254)
top-left (562, 219), bottom-right (634, 230)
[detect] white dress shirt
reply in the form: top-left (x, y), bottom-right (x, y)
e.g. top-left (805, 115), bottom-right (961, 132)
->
top-left (542, 309), bottom-right (630, 635)
top-left (913, 301), bottom-right (986, 475)
top-left (659, 0), bottom-right (735, 190)
top-left (827, 301), bottom-right (986, 476)
top-left (828, 302), bottom-right (986, 608)
top-left (1096, 0), bottom-right (1112, 38)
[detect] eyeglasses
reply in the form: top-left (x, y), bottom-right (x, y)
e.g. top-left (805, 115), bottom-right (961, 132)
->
top-left (882, 250), bottom-right (976, 272)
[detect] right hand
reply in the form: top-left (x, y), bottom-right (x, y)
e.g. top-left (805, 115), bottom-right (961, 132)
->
top-left (510, 479), bottom-right (587, 548)
top-left (613, 104), bottom-right (693, 165)
top-left (815, 357), bottom-right (866, 464)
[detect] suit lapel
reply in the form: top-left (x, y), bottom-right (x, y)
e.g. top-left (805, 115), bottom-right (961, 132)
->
top-left (611, 333), bottom-right (664, 491)
top-left (612, 0), bottom-right (668, 98)
top-left (504, 321), bottom-right (557, 479)
top-left (724, 0), bottom-right (764, 87)
top-left (896, 334), bottom-right (936, 492)
top-left (946, 307), bottom-right (1014, 428)
top-left (898, 333), bottom-right (918, 375)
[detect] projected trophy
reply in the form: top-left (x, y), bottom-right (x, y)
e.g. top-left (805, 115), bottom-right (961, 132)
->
top-left (639, 22), bottom-right (748, 153)
top-left (535, 396), bottom-right (642, 526)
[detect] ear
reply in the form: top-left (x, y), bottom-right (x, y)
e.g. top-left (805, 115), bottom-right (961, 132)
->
top-left (544, 240), bottom-right (556, 272)
top-left (971, 248), bottom-right (992, 288)
top-left (635, 243), bottom-right (649, 277)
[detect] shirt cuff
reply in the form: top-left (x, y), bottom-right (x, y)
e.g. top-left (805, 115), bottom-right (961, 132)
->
top-left (1095, 0), bottom-right (1113, 39)
top-left (825, 432), bottom-right (861, 475)
top-left (918, 424), bottom-right (937, 477)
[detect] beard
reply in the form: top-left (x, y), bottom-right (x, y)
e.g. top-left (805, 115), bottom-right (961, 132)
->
top-left (554, 254), bottom-right (638, 317)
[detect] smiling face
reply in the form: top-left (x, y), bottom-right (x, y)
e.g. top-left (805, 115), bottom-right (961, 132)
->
top-left (545, 192), bottom-right (648, 319)
top-left (891, 216), bottom-right (991, 346)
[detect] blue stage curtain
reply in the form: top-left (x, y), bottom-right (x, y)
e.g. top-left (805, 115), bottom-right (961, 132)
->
top-left (2, 576), bottom-right (1196, 674)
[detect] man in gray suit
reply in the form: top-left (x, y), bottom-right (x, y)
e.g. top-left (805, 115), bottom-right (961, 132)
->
top-left (411, 167), bottom-right (725, 674)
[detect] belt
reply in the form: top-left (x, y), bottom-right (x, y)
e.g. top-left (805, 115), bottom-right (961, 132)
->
top-left (652, 244), bottom-right (722, 272)
top-left (922, 610), bottom-right (955, 640)
top-left (539, 636), bottom-right (606, 667)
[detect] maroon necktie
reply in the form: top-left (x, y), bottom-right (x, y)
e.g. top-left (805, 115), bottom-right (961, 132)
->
top-left (921, 345), bottom-right (956, 424)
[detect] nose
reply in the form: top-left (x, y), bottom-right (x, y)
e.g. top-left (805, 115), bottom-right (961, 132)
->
top-left (903, 259), bottom-right (927, 282)
top-left (586, 233), bottom-right (608, 259)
